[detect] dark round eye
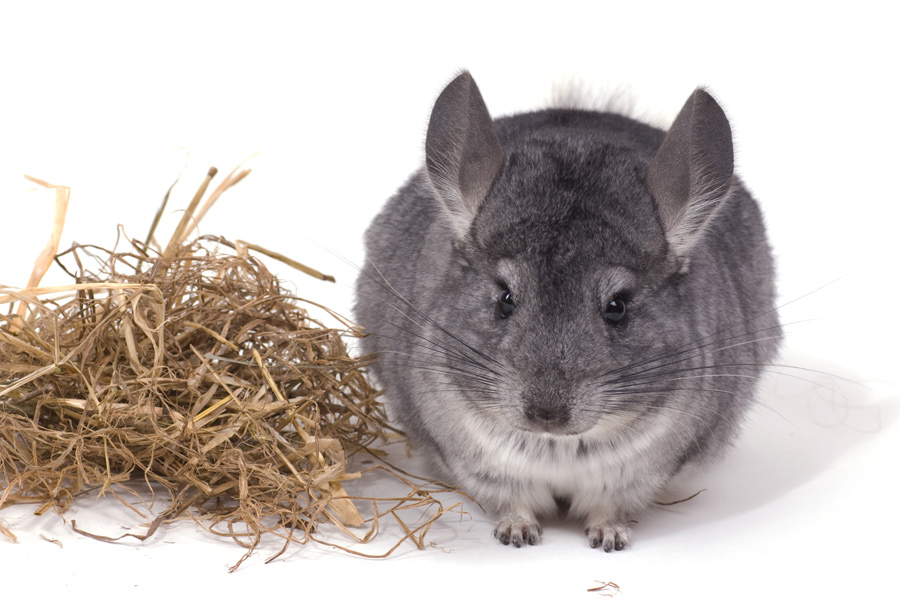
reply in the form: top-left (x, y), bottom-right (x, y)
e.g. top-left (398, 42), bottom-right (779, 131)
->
top-left (497, 288), bottom-right (515, 318)
top-left (603, 296), bottom-right (626, 323)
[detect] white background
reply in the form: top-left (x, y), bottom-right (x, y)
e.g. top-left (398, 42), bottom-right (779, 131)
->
top-left (1, 1), bottom-right (897, 598)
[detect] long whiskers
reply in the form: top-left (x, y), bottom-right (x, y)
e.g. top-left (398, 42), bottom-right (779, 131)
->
top-left (599, 278), bottom-right (841, 382)
top-left (370, 313), bottom-right (504, 378)
top-left (360, 260), bottom-right (509, 374)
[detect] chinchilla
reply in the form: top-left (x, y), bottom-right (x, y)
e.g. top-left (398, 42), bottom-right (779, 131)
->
top-left (354, 71), bottom-right (781, 551)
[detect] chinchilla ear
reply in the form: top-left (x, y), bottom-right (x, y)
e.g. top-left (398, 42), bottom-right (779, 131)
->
top-left (425, 71), bottom-right (504, 238)
top-left (647, 88), bottom-right (734, 262)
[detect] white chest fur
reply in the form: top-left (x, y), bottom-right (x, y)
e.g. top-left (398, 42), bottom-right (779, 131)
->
top-left (448, 410), bottom-right (675, 520)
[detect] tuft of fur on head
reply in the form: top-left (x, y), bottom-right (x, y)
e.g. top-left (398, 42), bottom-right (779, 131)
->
top-left (545, 77), bottom-right (675, 130)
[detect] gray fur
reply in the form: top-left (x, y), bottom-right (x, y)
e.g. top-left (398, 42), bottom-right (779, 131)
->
top-left (354, 71), bottom-right (781, 551)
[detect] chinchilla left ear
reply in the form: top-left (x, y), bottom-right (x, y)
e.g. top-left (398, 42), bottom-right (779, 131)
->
top-left (647, 88), bottom-right (734, 261)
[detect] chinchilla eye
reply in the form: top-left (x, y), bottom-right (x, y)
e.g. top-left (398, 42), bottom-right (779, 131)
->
top-left (497, 288), bottom-right (515, 318)
top-left (603, 296), bottom-right (626, 323)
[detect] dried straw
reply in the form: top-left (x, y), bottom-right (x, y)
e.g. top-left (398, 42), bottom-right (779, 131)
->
top-left (587, 581), bottom-right (621, 596)
top-left (0, 169), bottom-right (459, 569)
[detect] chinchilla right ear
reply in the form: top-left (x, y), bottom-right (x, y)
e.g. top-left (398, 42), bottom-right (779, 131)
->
top-left (425, 71), bottom-right (504, 238)
top-left (647, 88), bottom-right (735, 264)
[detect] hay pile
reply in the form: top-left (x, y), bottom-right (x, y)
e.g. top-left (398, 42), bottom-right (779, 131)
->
top-left (0, 168), bottom-right (457, 569)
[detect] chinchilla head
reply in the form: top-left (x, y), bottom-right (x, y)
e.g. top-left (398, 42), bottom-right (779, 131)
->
top-left (420, 71), bottom-right (745, 437)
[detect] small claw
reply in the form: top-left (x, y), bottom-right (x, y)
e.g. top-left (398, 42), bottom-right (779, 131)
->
top-left (493, 528), bottom-right (511, 545)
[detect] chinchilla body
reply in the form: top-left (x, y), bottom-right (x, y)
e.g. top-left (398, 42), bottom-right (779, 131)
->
top-left (354, 72), bottom-right (780, 551)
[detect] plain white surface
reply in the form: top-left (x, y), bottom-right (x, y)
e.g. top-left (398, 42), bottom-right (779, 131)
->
top-left (1, 2), bottom-right (898, 598)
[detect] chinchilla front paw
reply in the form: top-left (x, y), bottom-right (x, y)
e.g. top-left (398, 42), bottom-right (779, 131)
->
top-left (493, 514), bottom-right (542, 548)
top-left (585, 521), bottom-right (631, 552)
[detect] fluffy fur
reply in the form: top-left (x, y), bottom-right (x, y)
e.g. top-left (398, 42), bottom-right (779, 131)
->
top-left (354, 72), bottom-right (780, 551)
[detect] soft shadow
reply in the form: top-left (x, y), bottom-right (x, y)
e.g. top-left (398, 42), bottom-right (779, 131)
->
top-left (637, 348), bottom-right (898, 541)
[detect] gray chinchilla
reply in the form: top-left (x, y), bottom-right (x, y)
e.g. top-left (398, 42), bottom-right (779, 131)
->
top-left (354, 71), bottom-right (781, 551)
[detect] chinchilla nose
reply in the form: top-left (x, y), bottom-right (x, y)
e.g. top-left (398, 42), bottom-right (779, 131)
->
top-left (523, 401), bottom-right (571, 431)
top-left (522, 381), bottom-right (571, 432)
